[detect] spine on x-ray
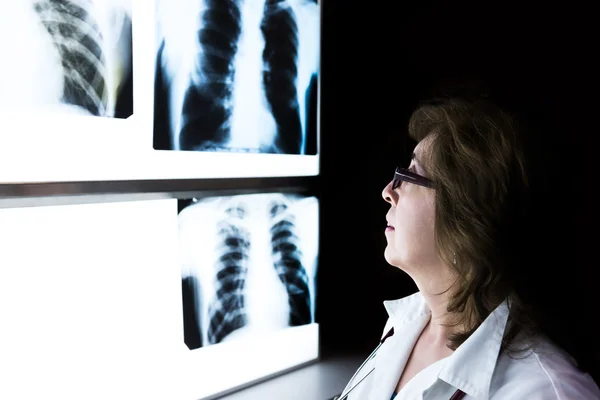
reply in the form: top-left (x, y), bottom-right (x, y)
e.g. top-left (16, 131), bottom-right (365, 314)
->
top-left (179, 0), bottom-right (242, 151)
top-left (34, 0), bottom-right (108, 116)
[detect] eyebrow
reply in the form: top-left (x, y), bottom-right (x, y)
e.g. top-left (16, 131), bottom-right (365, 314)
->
top-left (412, 151), bottom-right (430, 175)
top-left (411, 152), bottom-right (420, 164)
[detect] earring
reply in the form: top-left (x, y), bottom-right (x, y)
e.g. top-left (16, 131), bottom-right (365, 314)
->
top-left (453, 251), bottom-right (457, 265)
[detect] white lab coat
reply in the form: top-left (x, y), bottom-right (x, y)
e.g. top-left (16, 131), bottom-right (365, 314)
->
top-left (341, 292), bottom-right (600, 400)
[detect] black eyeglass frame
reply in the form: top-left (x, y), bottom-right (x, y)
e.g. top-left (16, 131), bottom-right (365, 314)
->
top-left (392, 167), bottom-right (436, 190)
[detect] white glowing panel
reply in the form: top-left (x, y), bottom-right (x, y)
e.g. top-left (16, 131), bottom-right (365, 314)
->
top-left (0, 199), bottom-right (185, 400)
top-left (178, 192), bottom-right (319, 399)
top-left (0, 0), bottom-right (319, 183)
top-left (0, 196), bottom-right (320, 400)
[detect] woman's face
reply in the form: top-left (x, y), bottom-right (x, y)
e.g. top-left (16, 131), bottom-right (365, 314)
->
top-left (381, 137), bottom-right (439, 273)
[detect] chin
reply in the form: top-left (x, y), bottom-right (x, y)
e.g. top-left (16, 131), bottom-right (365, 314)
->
top-left (384, 247), bottom-right (414, 274)
top-left (383, 247), bottom-right (402, 268)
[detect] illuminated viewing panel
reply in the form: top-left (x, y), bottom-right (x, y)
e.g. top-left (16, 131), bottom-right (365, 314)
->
top-left (177, 191), bottom-right (319, 399)
top-left (0, 0), bottom-right (320, 182)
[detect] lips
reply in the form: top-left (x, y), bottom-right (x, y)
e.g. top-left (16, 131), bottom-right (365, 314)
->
top-left (385, 212), bottom-right (395, 230)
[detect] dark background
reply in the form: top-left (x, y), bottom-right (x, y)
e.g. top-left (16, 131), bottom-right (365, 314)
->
top-left (315, 0), bottom-right (597, 361)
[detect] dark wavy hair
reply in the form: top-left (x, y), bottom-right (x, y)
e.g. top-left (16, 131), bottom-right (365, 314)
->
top-left (406, 93), bottom-right (598, 380)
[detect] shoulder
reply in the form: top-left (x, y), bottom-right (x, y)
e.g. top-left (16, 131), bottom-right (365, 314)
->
top-left (491, 336), bottom-right (600, 399)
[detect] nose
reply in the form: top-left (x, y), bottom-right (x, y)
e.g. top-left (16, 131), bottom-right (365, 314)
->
top-left (382, 180), bottom-right (397, 206)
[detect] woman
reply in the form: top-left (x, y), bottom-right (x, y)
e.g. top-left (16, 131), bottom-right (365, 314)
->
top-left (336, 95), bottom-right (600, 399)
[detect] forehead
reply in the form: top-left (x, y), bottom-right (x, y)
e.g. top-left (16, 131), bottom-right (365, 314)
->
top-left (413, 135), bottom-right (433, 159)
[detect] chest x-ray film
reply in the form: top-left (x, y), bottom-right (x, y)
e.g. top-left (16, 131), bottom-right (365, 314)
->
top-left (153, 0), bottom-right (320, 155)
top-left (177, 192), bottom-right (319, 398)
top-left (0, 1), bottom-right (133, 119)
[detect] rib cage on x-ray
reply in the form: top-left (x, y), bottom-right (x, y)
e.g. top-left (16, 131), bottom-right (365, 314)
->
top-left (0, 1), bottom-right (132, 118)
top-left (153, 0), bottom-right (319, 154)
top-left (207, 205), bottom-right (251, 345)
top-left (269, 200), bottom-right (311, 326)
top-left (178, 193), bottom-right (318, 350)
top-left (261, 0), bottom-right (304, 154)
top-left (34, 0), bottom-right (108, 116)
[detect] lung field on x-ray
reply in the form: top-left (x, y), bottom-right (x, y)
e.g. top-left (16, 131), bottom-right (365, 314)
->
top-left (179, 0), bottom-right (242, 152)
top-left (153, 0), bottom-right (319, 154)
top-left (206, 205), bottom-right (251, 345)
top-left (261, 0), bottom-right (303, 154)
top-left (269, 199), bottom-right (311, 326)
top-left (1, 1), bottom-right (133, 118)
top-left (34, 0), bottom-right (109, 116)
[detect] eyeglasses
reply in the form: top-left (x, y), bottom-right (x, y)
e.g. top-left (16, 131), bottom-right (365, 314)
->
top-left (392, 167), bottom-right (436, 190)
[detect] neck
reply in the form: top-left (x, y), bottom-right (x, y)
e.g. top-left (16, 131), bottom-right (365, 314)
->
top-left (419, 290), bottom-right (459, 346)
top-left (407, 264), bottom-right (465, 347)
top-left (412, 268), bottom-right (470, 349)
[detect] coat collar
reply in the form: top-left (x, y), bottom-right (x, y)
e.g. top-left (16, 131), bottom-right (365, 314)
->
top-left (438, 299), bottom-right (509, 399)
top-left (380, 291), bottom-right (510, 400)
top-left (367, 293), bottom-right (431, 400)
